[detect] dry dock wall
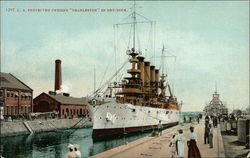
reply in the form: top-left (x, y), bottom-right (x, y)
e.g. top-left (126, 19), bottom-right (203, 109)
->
top-left (0, 118), bottom-right (92, 137)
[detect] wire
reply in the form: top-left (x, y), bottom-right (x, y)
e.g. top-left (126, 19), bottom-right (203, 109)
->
top-left (91, 57), bottom-right (129, 96)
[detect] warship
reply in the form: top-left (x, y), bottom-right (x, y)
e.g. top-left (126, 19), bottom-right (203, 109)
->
top-left (204, 86), bottom-right (228, 116)
top-left (87, 3), bottom-right (181, 138)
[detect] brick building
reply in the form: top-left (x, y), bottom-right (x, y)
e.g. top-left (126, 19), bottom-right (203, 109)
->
top-left (33, 92), bottom-right (90, 119)
top-left (0, 73), bottom-right (33, 118)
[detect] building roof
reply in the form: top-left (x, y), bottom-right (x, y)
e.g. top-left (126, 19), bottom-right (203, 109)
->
top-left (47, 93), bottom-right (87, 105)
top-left (0, 72), bottom-right (32, 91)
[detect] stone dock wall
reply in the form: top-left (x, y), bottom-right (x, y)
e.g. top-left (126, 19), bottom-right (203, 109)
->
top-left (0, 118), bottom-right (92, 137)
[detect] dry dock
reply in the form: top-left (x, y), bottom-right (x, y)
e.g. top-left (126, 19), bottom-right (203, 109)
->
top-left (91, 122), bottom-right (225, 158)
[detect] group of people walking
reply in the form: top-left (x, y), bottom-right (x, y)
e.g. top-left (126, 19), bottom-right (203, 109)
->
top-left (204, 115), bottom-right (214, 148)
top-left (169, 127), bottom-right (201, 158)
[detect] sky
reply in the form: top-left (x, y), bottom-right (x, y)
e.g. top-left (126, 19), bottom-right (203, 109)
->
top-left (1, 1), bottom-right (249, 112)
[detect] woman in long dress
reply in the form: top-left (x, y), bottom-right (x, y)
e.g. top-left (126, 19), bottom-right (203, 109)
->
top-left (187, 126), bottom-right (201, 158)
top-left (174, 129), bottom-right (186, 158)
top-left (209, 124), bottom-right (214, 148)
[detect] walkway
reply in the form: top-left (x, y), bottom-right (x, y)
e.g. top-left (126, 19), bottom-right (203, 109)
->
top-left (91, 121), bottom-right (225, 158)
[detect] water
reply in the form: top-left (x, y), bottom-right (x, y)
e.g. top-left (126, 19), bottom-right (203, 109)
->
top-left (0, 112), bottom-right (202, 158)
top-left (0, 127), bottom-right (151, 158)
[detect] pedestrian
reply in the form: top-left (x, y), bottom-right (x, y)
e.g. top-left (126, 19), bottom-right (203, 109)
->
top-left (205, 115), bottom-right (209, 127)
top-left (204, 124), bottom-right (209, 144)
top-left (169, 134), bottom-right (177, 158)
top-left (197, 116), bottom-right (200, 124)
top-left (174, 129), bottom-right (186, 158)
top-left (209, 124), bottom-right (213, 148)
top-left (209, 115), bottom-right (213, 124)
top-left (213, 116), bottom-right (218, 128)
top-left (157, 120), bottom-right (163, 136)
top-left (226, 120), bottom-right (231, 134)
top-left (66, 144), bottom-right (77, 158)
top-left (187, 126), bottom-right (201, 158)
top-left (74, 144), bottom-right (81, 158)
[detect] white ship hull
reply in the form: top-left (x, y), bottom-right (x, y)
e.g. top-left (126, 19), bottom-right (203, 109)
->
top-left (87, 97), bottom-right (180, 137)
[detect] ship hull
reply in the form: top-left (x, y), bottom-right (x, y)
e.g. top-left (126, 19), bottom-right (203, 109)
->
top-left (88, 98), bottom-right (180, 138)
top-left (92, 121), bottom-right (179, 137)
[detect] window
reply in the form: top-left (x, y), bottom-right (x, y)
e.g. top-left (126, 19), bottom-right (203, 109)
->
top-left (15, 106), bottom-right (18, 114)
top-left (6, 105), bottom-right (8, 115)
top-left (21, 94), bottom-right (24, 99)
top-left (0, 90), bottom-right (3, 98)
top-left (11, 106), bottom-right (14, 115)
top-left (7, 92), bottom-right (10, 98)
top-left (9, 106), bottom-right (12, 115)
top-left (24, 105), bottom-right (27, 114)
top-left (73, 109), bottom-right (76, 115)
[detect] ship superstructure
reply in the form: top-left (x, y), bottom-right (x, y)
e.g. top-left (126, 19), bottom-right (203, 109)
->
top-left (87, 3), bottom-right (180, 138)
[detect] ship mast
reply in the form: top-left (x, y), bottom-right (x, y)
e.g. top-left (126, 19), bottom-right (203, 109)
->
top-left (215, 81), bottom-right (217, 93)
top-left (159, 45), bottom-right (166, 98)
top-left (159, 45), bottom-right (176, 99)
top-left (132, 1), bottom-right (136, 51)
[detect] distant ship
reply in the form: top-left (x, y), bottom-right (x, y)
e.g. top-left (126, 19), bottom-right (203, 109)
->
top-left (87, 3), bottom-right (181, 138)
top-left (203, 87), bottom-right (228, 116)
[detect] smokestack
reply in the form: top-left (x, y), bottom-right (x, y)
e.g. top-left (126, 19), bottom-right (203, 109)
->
top-left (144, 62), bottom-right (151, 87)
top-left (137, 56), bottom-right (145, 86)
top-left (55, 59), bottom-right (62, 91)
top-left (155, 69), bottom-right (159, 94)
top-left (150, 66), bottom-right (155, 83)
top-left (155, 69), bottom-right (159, 83)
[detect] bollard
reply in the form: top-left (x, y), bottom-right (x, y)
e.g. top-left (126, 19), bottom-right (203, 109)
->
top-left (238, 119), bottom-right (249, 143)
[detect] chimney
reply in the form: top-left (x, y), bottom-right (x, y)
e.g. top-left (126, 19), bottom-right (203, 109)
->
top-left (55, 59), bottom-right (62, 91)
top-left (137, 56), bottom-right (145, 86)
top-left (150, 66), bottom-right (155, 83)
top-left (144, 62), bottom-right (151, 87)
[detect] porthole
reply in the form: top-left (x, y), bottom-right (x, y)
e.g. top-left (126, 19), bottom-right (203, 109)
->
top-left (92, 99), bottom-right (97, 105)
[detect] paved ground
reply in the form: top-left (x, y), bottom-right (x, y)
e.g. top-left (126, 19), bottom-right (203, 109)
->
top-left (91, 121), bottom-right (225, 158)
top-left (221, 131), bottom-right (249, 158)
